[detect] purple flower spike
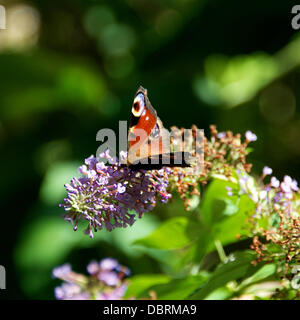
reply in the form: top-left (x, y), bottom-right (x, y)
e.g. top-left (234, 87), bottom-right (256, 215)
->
top-left (53, 258), bottom-right (130, 300)
top-left (55, 283), bottom-right (89, 300)
top-left (60, 151), bottom-right (171, 236)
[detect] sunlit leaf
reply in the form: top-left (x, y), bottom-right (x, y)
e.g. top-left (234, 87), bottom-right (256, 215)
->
top-left (133, 216), bottom-right (204, 250)
top-left (124, 274), bottom-right (171, 299)
top-left (237, 263), bottom-right (277, 291)
top-left (200, 179), bottom-right (239, 226)
top-left (204, 286), bottom-right (233, 300)
top-left (188, 251), bottom-right (257, 299)
top-left (200, 179), bottom-right (255, 249)
top-left (139, 274), bottom-right (208, 300)
top-left (209, 194), bottom-right (255, 249)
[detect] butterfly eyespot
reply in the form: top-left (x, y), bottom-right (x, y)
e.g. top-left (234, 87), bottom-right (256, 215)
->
top-left (132, 93), bottom-right (145, 117)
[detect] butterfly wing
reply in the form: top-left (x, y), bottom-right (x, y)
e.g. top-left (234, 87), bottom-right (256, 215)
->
top-left (128, 86), bottom-right (158, 164)
top-left (128, 86), bottom-right (156, 148)
top-left (127, 86), bottom-right (191, 168)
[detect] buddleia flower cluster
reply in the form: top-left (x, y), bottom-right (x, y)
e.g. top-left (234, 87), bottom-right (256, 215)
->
top-left (52, 258), bottom-right (130, 300)
top-left (234, 168), bottom-right (299, 269)
top-left (224, 162), bottom-right (300, 298)
top-left (166, 125), bottom-right (255, 210)
top-left (248, 171), bottom-right (299, 298)
top-left (60, 150), bottom-right (171, 237)
top-left (60, 125), bottom-right (258, 233)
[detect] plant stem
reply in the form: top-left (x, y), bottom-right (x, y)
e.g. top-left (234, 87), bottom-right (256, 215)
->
top-left (214, 239), bottom-right (227, 262)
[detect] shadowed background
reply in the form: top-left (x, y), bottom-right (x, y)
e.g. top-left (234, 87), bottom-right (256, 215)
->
top-left (0, 0), bottom-right (299, 299)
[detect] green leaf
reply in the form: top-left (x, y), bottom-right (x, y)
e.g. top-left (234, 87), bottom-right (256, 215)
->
top-left (187, 232), bottom-right (214, 264)
top-left (200, 179), bottom-right (255, 250)
top-left (204, 286), bottom-right (233, 300)
top-left (270, 213), bottom-right (281, 228)
top-left (188, 251), bottom-right (257, 299)
top-left (237, 263), bottom-right (277, 291)
top-left (133, 216), bottom-right (204, 250)
top-left (110, 214), bottom-right (160, 258)
top-left (201, 179), bottom-right (239, 226)
top-left (124, 274), bottom-right (171, 299)
top-left (139, 274), bottom-right (208, 300)
top-left (208, 194), bottom-right (255, 249)
top-left (210, 198), bottom-right (239, 223)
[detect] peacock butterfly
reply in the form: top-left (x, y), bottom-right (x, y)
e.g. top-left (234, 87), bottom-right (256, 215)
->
top-left (127, 86), bottom-right (191, 169)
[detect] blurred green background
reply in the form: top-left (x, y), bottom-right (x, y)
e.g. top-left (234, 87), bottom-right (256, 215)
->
top-left (0, 0), bottom-right (299, 299)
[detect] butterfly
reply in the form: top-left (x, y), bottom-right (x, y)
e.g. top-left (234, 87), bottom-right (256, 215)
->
top-left (127, 86), bottom-right (191, 169)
